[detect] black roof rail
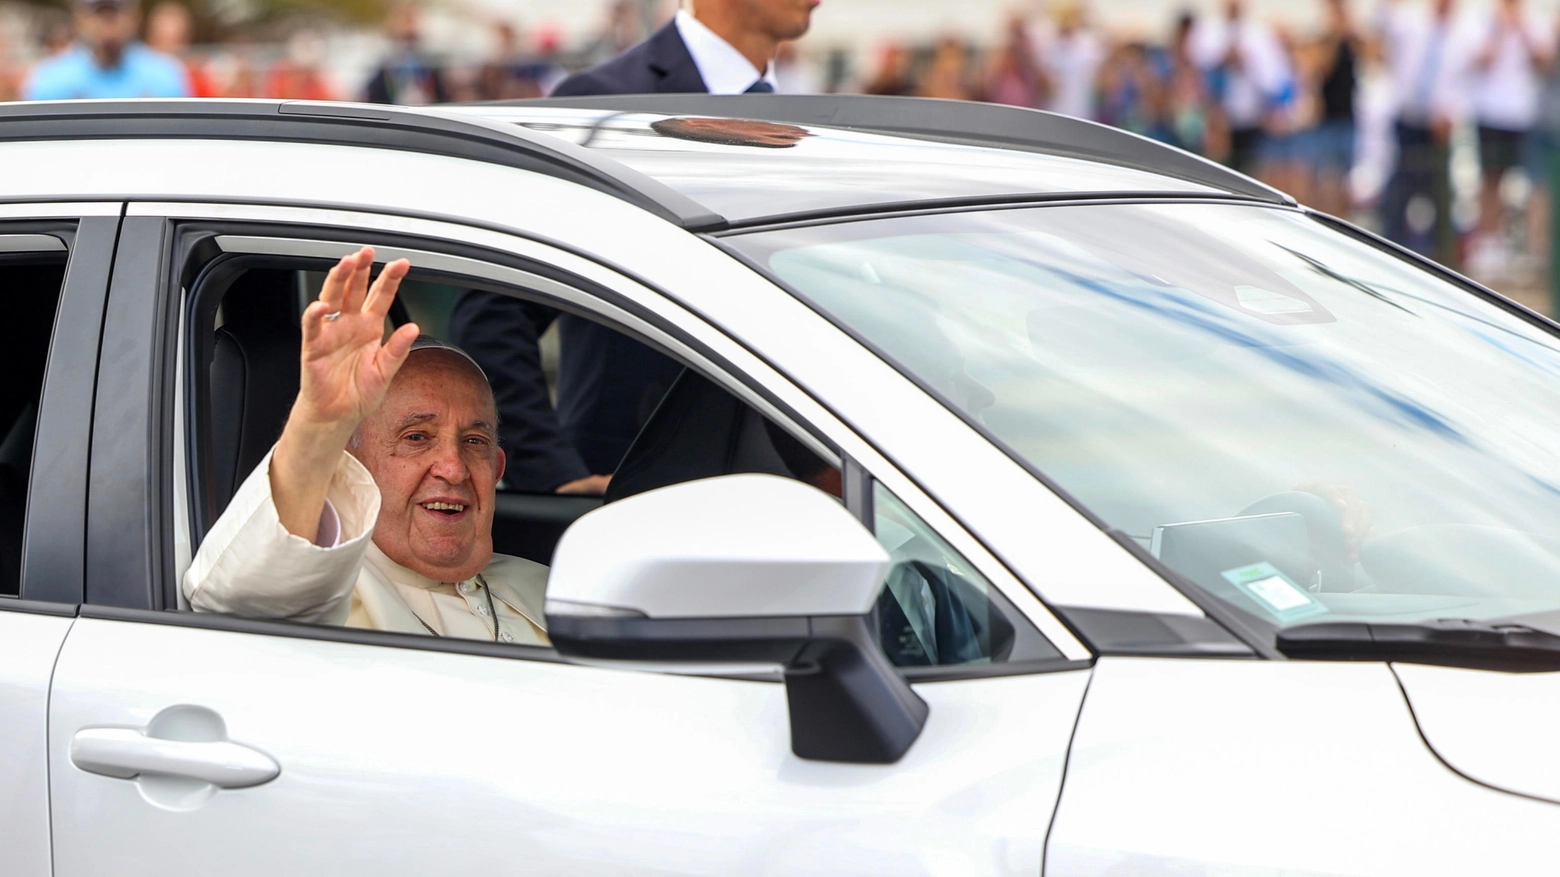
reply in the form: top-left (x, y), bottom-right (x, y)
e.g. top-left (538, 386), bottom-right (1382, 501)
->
top-left (0, 99), bottom-right (724, 229)
top-left (502, 94), bottom-right (1293, 206)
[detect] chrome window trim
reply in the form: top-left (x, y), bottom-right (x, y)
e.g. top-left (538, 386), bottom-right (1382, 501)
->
top-left (0, 202), bottom-right (121, 219)
top-left (143, 200), bottom-right (1093, 662)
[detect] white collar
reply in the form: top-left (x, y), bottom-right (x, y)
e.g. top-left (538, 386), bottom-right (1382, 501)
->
top-left (674, 9), bottom-right (777, 95)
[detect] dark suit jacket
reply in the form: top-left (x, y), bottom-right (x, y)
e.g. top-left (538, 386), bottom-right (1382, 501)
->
top-left (551, 20), bottom-right (707, 96)
top-left (450, 21), bottom-right (706, 491)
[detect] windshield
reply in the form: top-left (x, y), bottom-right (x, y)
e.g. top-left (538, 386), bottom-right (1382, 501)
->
top-left (730, 203), bottom-right (1560, 635)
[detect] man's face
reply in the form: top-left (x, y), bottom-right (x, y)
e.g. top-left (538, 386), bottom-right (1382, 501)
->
top-left (353, 352), bottom-right (505, 583)
top-left (741, 0), bottom-right (819, 42)
top-left (75, 3), bottom-right (139, 59)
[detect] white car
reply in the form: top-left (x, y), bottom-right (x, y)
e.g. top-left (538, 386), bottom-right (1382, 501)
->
top-left (3, 95), bottom-right (1560, 876)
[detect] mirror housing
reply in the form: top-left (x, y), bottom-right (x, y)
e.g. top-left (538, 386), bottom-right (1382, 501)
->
top-left (545, 474), bottom-right (929, 764)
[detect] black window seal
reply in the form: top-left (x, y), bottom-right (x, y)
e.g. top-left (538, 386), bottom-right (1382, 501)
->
top-left (711, 195), bottom-right (1301, 237)
top-left (708, 192), bottom-right (1283, 234)
top-left (901, 658), bottom-right (1093, 682)
top-left (81, 603), bottom-right (571, 663)
top-left (0, 596), bottom-right (80, 618)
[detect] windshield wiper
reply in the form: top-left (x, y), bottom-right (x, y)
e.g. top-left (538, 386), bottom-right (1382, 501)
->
top-left (1276, 619), bottom-right (1560, 672)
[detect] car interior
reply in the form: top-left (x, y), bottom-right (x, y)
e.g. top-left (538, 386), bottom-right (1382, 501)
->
top-left (184, 256), bottom-right (1043, 668)
top-left (187, 262), bottom-right (834, 564)
top-left (1, 256), bottom-right (67, 597)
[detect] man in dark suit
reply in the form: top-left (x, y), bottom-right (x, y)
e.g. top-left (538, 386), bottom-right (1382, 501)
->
top-left (450, 0), bottom-right (820, 495)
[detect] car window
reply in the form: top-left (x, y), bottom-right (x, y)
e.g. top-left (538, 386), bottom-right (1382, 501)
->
top-left (732, 202), bottom-right (1560, 637)
top-left (184, 256), bottom-right (841, 622)
top-left (873, 483), bottom-right (1060, 667)
top-left (0, 246), bottom-right (67, 596)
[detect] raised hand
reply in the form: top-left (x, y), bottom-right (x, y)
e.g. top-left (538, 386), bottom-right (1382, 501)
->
top-left (271, 247), bottom-right (420, 540)
top-left (297, 247), bottom-right (421, 428)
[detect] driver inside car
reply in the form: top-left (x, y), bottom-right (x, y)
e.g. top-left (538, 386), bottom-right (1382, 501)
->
top-left (184, 247), bottom-right (548, 644)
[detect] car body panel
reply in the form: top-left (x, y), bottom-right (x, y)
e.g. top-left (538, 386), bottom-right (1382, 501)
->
top-left (49, 618), bottom-right (1089, 877)
top-left (455, 107), bottom-right (1221, 224)
top-left (0, 609), bottom-right (74, 877)
top-left (8, 101), bottom-right (1548, 875)
top-left (1394, 662), bottom-right (1560, 805)
top-left (1046, 657), bottom-right (1560, 875)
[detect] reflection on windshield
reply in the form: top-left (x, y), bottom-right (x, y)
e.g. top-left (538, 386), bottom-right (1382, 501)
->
top-left (732, 203), bottom-right (1560, 632)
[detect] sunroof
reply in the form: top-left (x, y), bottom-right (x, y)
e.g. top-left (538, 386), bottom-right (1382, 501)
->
top-left (460, 107), bottom-right (1222, 225)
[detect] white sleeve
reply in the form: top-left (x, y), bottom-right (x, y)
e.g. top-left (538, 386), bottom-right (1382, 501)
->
top-left (182, 446), bottom-right (380, 624)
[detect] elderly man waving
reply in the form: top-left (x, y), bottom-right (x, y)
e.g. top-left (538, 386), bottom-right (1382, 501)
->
top-left (184, 247), bottom-right (548, 644)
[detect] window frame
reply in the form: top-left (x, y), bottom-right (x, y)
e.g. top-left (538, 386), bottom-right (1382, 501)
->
top-left (0, 203), bottom-right (123, 611)
top-left (83, 200), bottom-right (1088, 676)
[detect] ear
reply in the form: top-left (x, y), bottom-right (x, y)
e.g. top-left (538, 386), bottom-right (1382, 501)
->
top-left (494, 446), bottom-right (507, 485)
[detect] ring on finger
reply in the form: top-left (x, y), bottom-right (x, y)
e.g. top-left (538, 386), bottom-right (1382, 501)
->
top-left (324, 311), bottom-right (342, 322)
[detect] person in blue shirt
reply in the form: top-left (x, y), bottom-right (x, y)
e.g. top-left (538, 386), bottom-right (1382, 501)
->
top-left (24, 0), bottom-right (189, 101)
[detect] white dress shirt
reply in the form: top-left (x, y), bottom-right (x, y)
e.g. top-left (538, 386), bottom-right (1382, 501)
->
top-left (674, 9), bottom-right (777, 94)
top-left (1189, 15), bottom-right (1291, 129)
top-left (183, 447), bottom-right (549, 644)
top-left (1469, 10), bottom-right (1554, 131)
top-left (1042, 29), bottom-right (1104, 121)
top-left (1380, 4), bottom-right (1475, 127)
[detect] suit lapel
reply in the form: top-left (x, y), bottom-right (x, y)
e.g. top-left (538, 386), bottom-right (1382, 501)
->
top-left (645, 20), bottom-right (708, 93)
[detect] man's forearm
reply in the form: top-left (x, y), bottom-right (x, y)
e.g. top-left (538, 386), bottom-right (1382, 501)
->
top-left (270, 413), bottom-right (358, 541)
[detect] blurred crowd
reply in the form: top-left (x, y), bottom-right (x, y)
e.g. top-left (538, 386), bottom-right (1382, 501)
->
top-left (3, 0), bottom-right (1560, 293)
top-left (860, 0), bottom-right (1560, 287)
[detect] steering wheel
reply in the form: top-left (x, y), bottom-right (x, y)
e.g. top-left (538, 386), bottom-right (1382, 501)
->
top-left (1237, 490), bottom-right (1354, 591)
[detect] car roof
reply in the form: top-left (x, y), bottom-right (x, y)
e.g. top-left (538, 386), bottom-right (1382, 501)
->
top-left (0, 97), bottom-right (1290, 230)
top-left (448, 101), bottom-right (1281, 226)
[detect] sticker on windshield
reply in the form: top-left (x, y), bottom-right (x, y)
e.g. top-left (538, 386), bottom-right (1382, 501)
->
top-left (1221, 562), bottom-right (1328, 622)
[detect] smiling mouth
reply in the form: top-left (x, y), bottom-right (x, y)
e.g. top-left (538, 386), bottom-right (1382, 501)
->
top-left (420, 501), bottom-right (467, 516)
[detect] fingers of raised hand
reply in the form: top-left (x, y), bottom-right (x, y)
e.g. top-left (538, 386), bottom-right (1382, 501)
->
top-left (317, 247), bottom-right (369, 315)
top-left (342, 248), bottom-right (376, 314)
top-left (364, 258), bottom-right (411, 320)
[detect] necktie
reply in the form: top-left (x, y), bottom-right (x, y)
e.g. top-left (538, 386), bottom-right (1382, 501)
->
top-left (745, 79), bottom-right (775, 94)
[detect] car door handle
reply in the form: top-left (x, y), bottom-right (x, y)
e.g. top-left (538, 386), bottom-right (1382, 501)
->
top-left (71, 727), bottom-right (280, 789)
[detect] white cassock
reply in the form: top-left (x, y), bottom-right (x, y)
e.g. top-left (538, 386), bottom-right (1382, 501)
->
top-left (183, 447), bottom-right (549, 644)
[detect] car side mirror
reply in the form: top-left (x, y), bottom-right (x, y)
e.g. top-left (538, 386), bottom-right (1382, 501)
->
top-left (545, 474), bottom-right (929, 764)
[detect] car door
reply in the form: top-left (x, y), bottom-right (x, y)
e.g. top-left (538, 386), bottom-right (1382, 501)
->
top-left (46, 205), bottom-right (1092, 877)
top-left (0, 204), bottom-right (119, 877)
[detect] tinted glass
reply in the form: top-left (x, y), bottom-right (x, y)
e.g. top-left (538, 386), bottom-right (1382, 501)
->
top-left (733, 204), bottom-right (1560, 633)
top-left (0, 255), bottom-right (67, 595)
top-left (873, 484), bottom-right (1059, 666)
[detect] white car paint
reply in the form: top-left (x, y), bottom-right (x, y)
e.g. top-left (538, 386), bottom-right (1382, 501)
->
top-left (3, 120), bottom-right (1548, 876)
top-left (0, 610), bottom-right (73, 877)
top-left (49, 618), bottom-right (1089, 877)
top-left (1393, 662), bottom-right (1560, 805)
top-left (1046, 657), bottom-right (1560, 875)
top-left (550, 475), bottom-right (889, 619)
